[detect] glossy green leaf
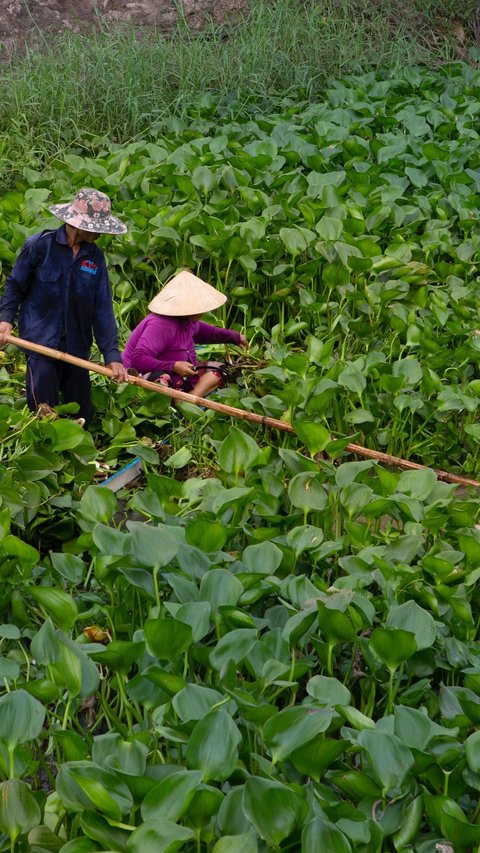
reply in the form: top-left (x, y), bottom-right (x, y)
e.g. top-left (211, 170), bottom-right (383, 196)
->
top-left (79, 486), bottom-right (117, 525)
top-left (386, 600), bottom-right (436, 650)
top-left (357, 730), bottom-right (414, 795)
top-left (212, 833), bottom-right (258, 853)
top-left (141, 770), bottom-right (203, 821)
top-left (56, 761), bottom-right (133, 820)
top-left (243, 776), bottom-right (302, 846)
top-left (242, 541), bottom-right (283, 574)
top-left (0, 689), bottom-right (45, 749)
top-left (263, 705), bottom-right (332, 763)
top-left (29, 587), bottom-right (77, 631)
top-left (127, 818), bottom-right (194, 853)
top-left (50, 552), bottom-right (86, 585)
top-left (209, 628), bottom-right (257, 676)
top-left (303, 817), bottom-right (352, 853)
top-left (172, 684), bottom-right (232, 722)
top-left (288, 472), bottom-right (327, 512)
top-left (128, 522), bottom-right (179, 568)
top-left (369, 627), bottom-right (417, 669)
top-left (0, 779), bottom-right (41, 842)
top-left (186, 709), bottom-right (241, 781)
top-left (293, 420), bottom-right (331, 455)
top-left (144, 617), bottom-right (192, 660)
top-left (218, 427), bottom-right (262, 475)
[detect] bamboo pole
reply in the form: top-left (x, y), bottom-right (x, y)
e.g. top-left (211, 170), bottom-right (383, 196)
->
top-left (3, 333), bottom-right (480, 489)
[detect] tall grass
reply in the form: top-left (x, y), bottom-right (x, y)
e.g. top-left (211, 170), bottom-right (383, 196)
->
top-left (0, 0), bottom-right (474, 180)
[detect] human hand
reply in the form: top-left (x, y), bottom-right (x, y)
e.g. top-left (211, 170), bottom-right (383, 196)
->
top-left (239, 334), bottom-right (248, 348)
top-left (0, 322), bottom-right (13, 346)
top-left (173, 361), bottom-right (197, 378)
top-left (108, 361), bottom-right (129, 382)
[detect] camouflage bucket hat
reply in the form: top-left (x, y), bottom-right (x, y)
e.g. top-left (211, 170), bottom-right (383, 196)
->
top-left (49, 188), bottom-right (127, 235)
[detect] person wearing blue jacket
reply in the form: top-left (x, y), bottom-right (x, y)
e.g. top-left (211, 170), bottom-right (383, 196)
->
top-left (0, 188), bottom-right (128, 426)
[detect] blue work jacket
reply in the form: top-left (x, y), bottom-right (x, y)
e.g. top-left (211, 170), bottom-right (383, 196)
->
top-left (0, 225), bottom-right (121, 363)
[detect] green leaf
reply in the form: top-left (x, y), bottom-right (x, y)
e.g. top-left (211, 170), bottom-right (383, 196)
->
top-left (306, 675), bottom-right (351, 706)
top-left (199, 569), bottom-right (243, 615)
top-left (317, 597), bottom-right (357, 644)
top-left (243, 777), bottom-right (303, 846)
top-left (0, 689), bottom-right (45, 749)
top-left (50, 419), bottom-right (88, 452)
top-left (50, 553), bottom-right (85, 585)
top-left (192, 165), bottom-right (217, 194)
top-left (210, 628), bottom-right (257, 676)
top-left (396, 468), bottom-right (437, 500)
top-left (218, 427), bottom-right (262, 475)
top-left (127, 817), bottom-right (194, 853)
top-left (92, 733), bottom-right (148, 776)
top-left (186, 518), bottom-right (227, 551)
top-left (164, 447), bottom-right (192, 469)
top-left (288, 472), bottom-right (327, 513)
top-left (79, 486), bottom-right (117, 525)
top-left (392, 795), bottom-right (423, 851)
top-left (172, 684), bottom-right (230, 722)
top-left (316, 216), bottom-right (343, 241)
top-left (1, 536), bottom-right (39, 567)
top-left (279, 226), bottom-right (313, 256)
top-left (303, 817), bottom-right (352, 853)
top-left (290, 737), bottom-right (347, 781)
top-left (369, 627), bottom-right (417, 669)
top-left (186, 709), bottom-right (241, 781)
top-left (440, 800), bottom-right (480, 852)
top-left (186, 784), bottom-right (224, 828)
top-left (405, 167), bottom-right (428, 187)
top-left (89, 640), bottom-right (145, 674)
top-left (242, 541), bottom-right (283, 574)
top-left (28, 823), bottom-right (63, 851)
top-left (29, 587), bottom-right (78, 631)
top-left (263, 705), bottom-right (332, 763)
top-left (128, 522), bottom-right (180, 568)
top-left (466, 729), bottom-right (480, 773)
top-left (386, 601), bottom-right (436, 650)
top-left (141, 770), bottom-right (203, 821)
top-left (175, 601), bottom-right (211, 642)
top-left (144, 618), bottom-right (192, 660)
top-left (79, 811), bottom-right (129, 851)
top-left (0, 779), bottom-right (41, 843)
top-left (294, 420), bottom-right (331, 456)
top-left (57, 761), bottom-right (133, 820)
top-left (357, 730), bottom-right (414, 795)
top-left (213, 834), bottom-right (258, 853)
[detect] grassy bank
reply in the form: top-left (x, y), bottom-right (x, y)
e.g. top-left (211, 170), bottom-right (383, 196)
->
top-left (0, 0), bottom-right (476, 175)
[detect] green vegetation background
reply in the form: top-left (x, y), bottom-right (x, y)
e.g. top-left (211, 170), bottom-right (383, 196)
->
top-left (0, 0), bottom-right (478, 184)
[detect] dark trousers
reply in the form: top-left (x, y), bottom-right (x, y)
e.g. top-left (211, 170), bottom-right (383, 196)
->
top-left (26, 355), bottom-right (92, 426)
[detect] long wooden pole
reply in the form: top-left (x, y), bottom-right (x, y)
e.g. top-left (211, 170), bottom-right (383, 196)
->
top-left (4, 333), bottom-right (480, 489)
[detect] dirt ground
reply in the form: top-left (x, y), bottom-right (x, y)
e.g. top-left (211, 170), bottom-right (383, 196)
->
top-left (0, 0), bottom-right (251, 55)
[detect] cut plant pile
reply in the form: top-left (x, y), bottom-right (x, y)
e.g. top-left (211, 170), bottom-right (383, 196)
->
top-left (1, 61), bottom-right (480, 852)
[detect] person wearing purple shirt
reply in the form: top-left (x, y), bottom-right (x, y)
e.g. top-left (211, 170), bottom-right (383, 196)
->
top-left (122, 270), bottom-right (247, 398)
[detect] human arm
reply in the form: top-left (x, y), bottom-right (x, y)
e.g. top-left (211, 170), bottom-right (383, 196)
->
top-left (193, 321), bottom-right (244, 346)
top-left (125, 316), bottom-right (179, 374)
top-left (0, 322), bottom-right (13, 346)
top-left (0, 239), bottom-right (39, 342)
top-left (92, 259), bottom-right (126, 375)
top-left (172, 361), bottom-right (197, 378)
top-left (108, 360), bottom-right (128, 382)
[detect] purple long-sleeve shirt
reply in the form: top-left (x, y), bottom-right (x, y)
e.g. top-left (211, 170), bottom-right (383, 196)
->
top-left (122, 314), bottom-right (241, 374)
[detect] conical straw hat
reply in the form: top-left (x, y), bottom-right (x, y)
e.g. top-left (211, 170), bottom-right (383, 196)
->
top-left (148, 270), bottom-right (227, 316)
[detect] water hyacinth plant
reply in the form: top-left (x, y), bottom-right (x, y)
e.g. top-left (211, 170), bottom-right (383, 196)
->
top-left (1, 54), bottom-right (480, 851)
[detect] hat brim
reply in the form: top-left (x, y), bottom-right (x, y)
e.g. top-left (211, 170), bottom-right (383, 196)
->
top-left (148, 291), bottom-right (227, 316)
top-left (49, 203), bottom-right (127, 235)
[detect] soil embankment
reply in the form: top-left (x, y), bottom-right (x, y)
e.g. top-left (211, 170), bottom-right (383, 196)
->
top-left (0, 0), bottom-right (250, 55)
